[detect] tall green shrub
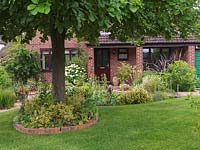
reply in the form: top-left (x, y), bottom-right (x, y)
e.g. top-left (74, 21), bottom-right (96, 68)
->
top-left (0, 90), bottom-right (16, 109)
top-left (0, 66), bottom-right (12, 89)
top-left (142, 75), bottom-right (168, 93)
top-left (163, 60), bottom-right (196, 91)
top-left (4, 48), bottom-right (40, 84)
top-left (116, 62), bottom-right (136, 83)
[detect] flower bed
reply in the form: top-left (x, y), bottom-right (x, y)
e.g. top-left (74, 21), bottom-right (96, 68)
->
top-left (13, 116), bottom-right (98, 135)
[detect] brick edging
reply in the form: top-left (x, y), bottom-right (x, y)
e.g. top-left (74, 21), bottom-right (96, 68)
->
top-left (13, 116), bottom-right (98, 135)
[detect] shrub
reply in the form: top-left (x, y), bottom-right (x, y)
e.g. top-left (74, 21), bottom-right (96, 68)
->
top-left (65, 84), bottom-right (98, 123)
top-left (116, 62), bottom-right (136, 83)
top-left (163, 60), bottom-right (196, 91)
top-left (18, 81), bottom-right (98, 128)
top-left (19, 92), bottom-right (98, 128)
top-left (152, 91), bottom-right (168, 102)
top-left (0, 90), bottom-right (16, 109)
top-left (36, 81), bottom-right (54, 104)
top-left (142, 75), bottom-right (168, 93)
top-left (117, 87), bottom-right (152, 104)
top-left (85, 77), bottom-right (118, 106)
top-left (132, 69), bottom-right (155, 86)
top-left (15, 85), bottom-right (29, 101)
top-left (0, 66), bottom-right (12, 89)
top-left (120, 83), bottom-right (130, 91)
top-left (4, 48), bottom-right (40, 84)
top-left (19, 100), bottom-right (75, 128)
top-left (65, 64), bottom-right (87, 84)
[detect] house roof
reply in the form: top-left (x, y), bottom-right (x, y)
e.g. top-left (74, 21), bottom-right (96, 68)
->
top-left (88, 34), bottom-right (200, 47)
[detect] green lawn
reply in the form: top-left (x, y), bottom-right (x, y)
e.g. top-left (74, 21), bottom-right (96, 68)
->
top-left (1, 97), bottom-right (200, 150)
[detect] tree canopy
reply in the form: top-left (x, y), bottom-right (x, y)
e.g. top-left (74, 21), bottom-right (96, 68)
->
top-left (0, 0), bottom-right (200, 101)
top-left (1, 0), bottom-right (200, 42)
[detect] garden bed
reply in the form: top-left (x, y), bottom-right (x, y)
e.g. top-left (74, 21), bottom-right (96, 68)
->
top-left (13, 116), bottom-right (98, 135)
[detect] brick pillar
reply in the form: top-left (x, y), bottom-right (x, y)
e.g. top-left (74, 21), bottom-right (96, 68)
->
top-left (87, 48), bottom-right (95, 78)
top-left (184, 46), bottom-right (195, 67)
top-left (136, 47), bottom-right (143, 71)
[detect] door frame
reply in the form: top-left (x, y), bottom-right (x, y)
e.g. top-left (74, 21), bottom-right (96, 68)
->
top-left (94, 48), bottom-right (110, 81)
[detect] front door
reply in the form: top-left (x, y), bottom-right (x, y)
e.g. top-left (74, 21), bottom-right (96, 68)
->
top-left (94, 48), bottom-right (110, 81)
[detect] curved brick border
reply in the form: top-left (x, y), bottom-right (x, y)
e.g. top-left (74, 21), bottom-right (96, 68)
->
top-left (13, 116), bottom-right (98, 135)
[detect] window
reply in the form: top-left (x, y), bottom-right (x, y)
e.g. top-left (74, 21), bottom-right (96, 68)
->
top-left (41, 49), bottom-right (51, 70)
top-left (151, 48), bottom-right (160, 61)
top-left (118, 48), bottom-right (128, 60)
top-left (143, 48), bottom-right (171, 63)
top-left (65, 49), bottom-right (78, 65)
top-left (41, 48), bottom-right (78, 71)
top-left (143, 48), bottom-right (149, 63)
top-left (143, 47), bottom-right (171, 70)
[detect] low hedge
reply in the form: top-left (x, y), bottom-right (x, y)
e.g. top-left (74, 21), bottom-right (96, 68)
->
top-left (117, 87), bottom-right (152, 104)
top-left (0, 90), bottom-right (16, 109)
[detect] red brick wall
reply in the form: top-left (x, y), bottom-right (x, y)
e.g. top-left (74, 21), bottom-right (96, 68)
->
top-left (170, 46), bottom-right (195, 67)
top-left (109, 48), bottom-right (136, 81)
top-left (26, 32), bottom-right (87, 81)
top-left (87, 48), bottom-right (95, 78)
top-left (26, 32), bottom-right (86, 50)
top-left (136, 47), bottom-right (143, 71)
top-left (184, 46), bottom-right (195, 67)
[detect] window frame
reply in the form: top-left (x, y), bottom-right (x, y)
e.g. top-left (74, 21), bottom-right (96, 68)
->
top-left (40, 48), bottom-right (78, 71)
top-left (118, 48), bottom-right (129, 61)
top-left (41, 48), bottom-right (52, 72)
top-left (143, 47), bottom-right (171, 62)
top-left (65, 48), bottom-right (78, 65)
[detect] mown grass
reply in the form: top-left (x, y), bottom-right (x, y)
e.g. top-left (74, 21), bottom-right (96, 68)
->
top-left (1, 97), bottom-right (200, 150)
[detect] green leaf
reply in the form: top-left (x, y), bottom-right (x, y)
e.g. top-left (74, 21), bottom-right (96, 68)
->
top-left (27, 4), bottom-right (36, 11)
top-left (37, 5), bottom-right (45, 13)
top-left (31, 0), bottom-right (39, 4)
top-left (30, 9), bottom-right (38, 15)
top-left (44, 6), bottom-right (50, 14)
top-left (129, 6), bottom-right (139, 13)
top-left (89, 14), bottom-right (96, 22)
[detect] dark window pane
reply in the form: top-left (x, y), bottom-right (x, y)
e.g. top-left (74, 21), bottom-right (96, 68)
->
top-left (102, 50), bottom-right (109, 67)
top-left (42, 50), bottom-right (50, 70)
top-left (118, 48), bottom-right (128, 60)
top-left (96, 50), bottom-right (102, 67)
top-left (44, 54), bottom-right (49, 69)
top-left (65, 49), bottom-right (78, 65)
top-left (151, 48), bottom-right (160, 62)
top-left (161, 48), bottom-right (170, 58)
top-left (143, 48), bottom-right (149, 62)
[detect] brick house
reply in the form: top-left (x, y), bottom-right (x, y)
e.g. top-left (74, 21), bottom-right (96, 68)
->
top-left (27, 32), bottom-right (200, 82)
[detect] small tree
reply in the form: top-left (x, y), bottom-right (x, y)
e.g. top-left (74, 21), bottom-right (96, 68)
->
top-left (5, 48), bottom-right (40, 84)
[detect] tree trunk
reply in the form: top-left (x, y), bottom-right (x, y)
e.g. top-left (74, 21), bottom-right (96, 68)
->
top-left (50, 29), bottom-right (65, 102)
